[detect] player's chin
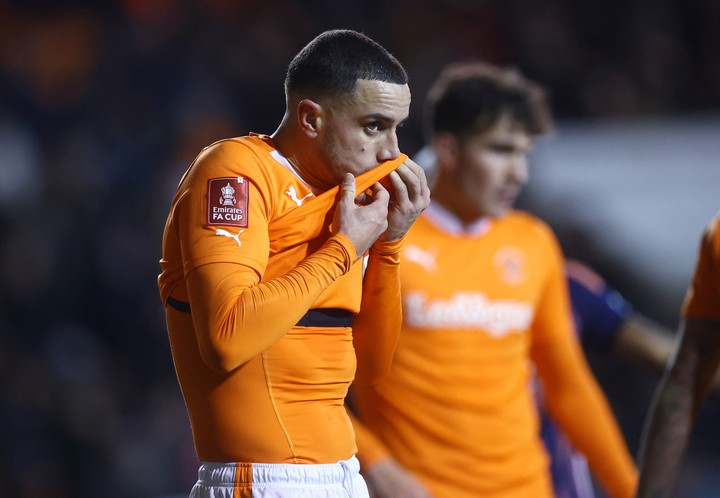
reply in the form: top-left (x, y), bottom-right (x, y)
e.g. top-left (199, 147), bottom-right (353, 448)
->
top-left (490, 204), bottom-right (512, 218)
top-left (495, 197), bottom-right (516, 215)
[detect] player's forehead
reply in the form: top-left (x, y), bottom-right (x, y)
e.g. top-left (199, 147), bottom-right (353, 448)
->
top-left (469, 112), bottom-right (532, 148)
top-left (336, 79), bottom-right (411, 122)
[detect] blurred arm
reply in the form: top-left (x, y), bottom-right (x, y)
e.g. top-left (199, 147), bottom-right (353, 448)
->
top-left (635, 317), bottom-right (720, 498)
top-left (566, 258), bottom-right (720, 395)
top-left (347, 408), bottom-right (432, 498)
top-left (612, 315), bottom-right (676, 372)
top-left (536, 258), bottom-right (637, 498)
top-left (535, 334), bottom-right (638, 498)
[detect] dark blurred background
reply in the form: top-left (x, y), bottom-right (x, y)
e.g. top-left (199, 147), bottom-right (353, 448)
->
top-left (1, 0), bottom-right (719, 496)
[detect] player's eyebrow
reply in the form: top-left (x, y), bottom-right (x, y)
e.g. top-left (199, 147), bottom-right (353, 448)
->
top-left (362, 113), bottom-right (409, 126)
top-left (362, 113), bottom-right (392, 122)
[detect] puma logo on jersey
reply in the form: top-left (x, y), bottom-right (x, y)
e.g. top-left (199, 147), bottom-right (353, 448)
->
top-left (403, 245), bottom-right (438, 273)
top-left (286, 186), bottom-right (312, 206)
top-left (216, 228), bottom-right (244, 247)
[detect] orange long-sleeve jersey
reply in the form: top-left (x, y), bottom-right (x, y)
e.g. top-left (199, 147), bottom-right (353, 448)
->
top-left (352, 202), bottom-right (637, 498)
top-left (158, 134), bottom-right (405, 464)
top-left (683, 213), bottom-right (720, 320)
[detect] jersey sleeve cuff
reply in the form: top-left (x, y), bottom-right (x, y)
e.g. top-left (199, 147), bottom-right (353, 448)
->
top-left (371, 236), bottom-right (405, 257)
top-left (328, 233), bottom-right (357, 272)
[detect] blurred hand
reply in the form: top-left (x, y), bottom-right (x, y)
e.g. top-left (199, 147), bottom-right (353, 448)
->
top-left (711, 368), bottom-right (720, 396)
top-left (333, 173), bottom-right (390, 259)
top-left (364, 458), bottom-right (433, 498)
top-left (379, 158), bottom-right (430, 242)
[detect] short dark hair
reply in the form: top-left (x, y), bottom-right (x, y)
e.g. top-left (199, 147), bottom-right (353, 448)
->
top-left (424, 61), bottom-right (553, 142)
top-left (285, 30), bottom-right (408, 100)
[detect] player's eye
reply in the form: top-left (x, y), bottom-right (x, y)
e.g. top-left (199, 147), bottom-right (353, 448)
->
top-left (490, 144), bottom-right (517, 154)
top-left (365, 122), bottom-right (382, 133)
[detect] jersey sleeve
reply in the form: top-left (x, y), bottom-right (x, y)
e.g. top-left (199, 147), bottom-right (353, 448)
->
top-left (533, 335), bottom-right (638, 498)
top-left (530, 229), bottom-right (638, 498)
top-left (353, 237), bottom-right (404, 385)
top-left (527, 223), bottom-right (576, 349)
top-left (174, 140), bottom-right (275, 277)
top-left (682, 214), bottom-right (720, 320)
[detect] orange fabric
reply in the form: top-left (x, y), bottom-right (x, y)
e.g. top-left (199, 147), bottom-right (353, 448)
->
top-left (352, 204), bottom-right (637, 498)
top-left (236, 464), bottom-right (252, 498)
top-left (353, 237), bottom-right (404, 384)
top-left (683, 213), bottom-right (720, 320)
top-left (158, 134), bottom-right (406, 463)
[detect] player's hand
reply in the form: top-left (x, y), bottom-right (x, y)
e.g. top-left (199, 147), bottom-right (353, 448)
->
top-left (379, 158), bottom-right (430, 242)
top-left (364, 458), bottom-right (433, 498)
top-left (333, 173), bottom-right (390, 260)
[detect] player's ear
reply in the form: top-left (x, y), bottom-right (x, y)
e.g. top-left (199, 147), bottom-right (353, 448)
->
top-left (433, 133), bottom-right (460, 172)
top-left (297, 99), bottom-right (323, 138)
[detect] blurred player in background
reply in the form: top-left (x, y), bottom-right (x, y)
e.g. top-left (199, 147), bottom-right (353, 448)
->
top-left (635, 212), bottom-right (720, 498)
top-left (350, 61), bottom-right (637, 498)
top-left (413, 128), bottom-right (715, 498)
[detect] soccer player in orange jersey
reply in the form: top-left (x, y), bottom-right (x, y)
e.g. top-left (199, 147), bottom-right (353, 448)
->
top-left (157, 30), bottom-right (429, 497)
top-left (350, 62), bottom-right (637, 498)
top-left (636, 212), bottom-right (720, 498)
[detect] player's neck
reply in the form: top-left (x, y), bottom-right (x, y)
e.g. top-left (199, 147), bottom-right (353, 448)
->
top-left (431, 178), bottom-right (484, 228)
top-left (271, 125), bottom-right (334, 192)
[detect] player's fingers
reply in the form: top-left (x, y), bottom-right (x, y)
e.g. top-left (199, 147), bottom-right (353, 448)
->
top-left (405, 159), bottom-right (431, 200)
top-left (356, 182), bottom-right (379, 206)
top-left (389, 166), bottom-right (425, 215)
top-left (387, 170), bottom-right (408, 201)
top-left (367, 181), bottom-right (390, 206)
top-left (394, 163), bottom-right (426, 203)
top-left (340, 173), bottom-right (356, 203)
top-left (365, 182), bottom-right (390, 212)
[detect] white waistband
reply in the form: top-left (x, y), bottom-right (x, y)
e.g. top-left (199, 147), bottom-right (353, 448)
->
top-left (196, 456), bottom-right (361, 486)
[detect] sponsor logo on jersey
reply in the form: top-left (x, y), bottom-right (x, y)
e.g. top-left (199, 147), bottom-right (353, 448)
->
top-left (286, 185), bottom-right (312, 206)
top-left (403, 291), bottom-right (534, 338)
top-left (208, 177), bottom-right (249, 227)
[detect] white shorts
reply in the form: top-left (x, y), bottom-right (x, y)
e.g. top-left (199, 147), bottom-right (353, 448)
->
top-left (189, 456), bottom-right (369, 498)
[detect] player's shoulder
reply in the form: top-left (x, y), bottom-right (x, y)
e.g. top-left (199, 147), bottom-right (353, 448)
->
top-left (183, 134), bottom-right (287, 186)
top-left (701, 211), bottom-right (720, 261)
top-left (197, 135), bottom-right (271, 168)
top-left (502, 210), bottom-right (557, 239)
top-left (496, 211), bottom-right (562, 257)
top-left (705, 211), bottom-right (720, 239)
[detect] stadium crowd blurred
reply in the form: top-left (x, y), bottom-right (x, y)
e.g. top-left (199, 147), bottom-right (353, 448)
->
top-left (1, 0), bottom-right (719, 496)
